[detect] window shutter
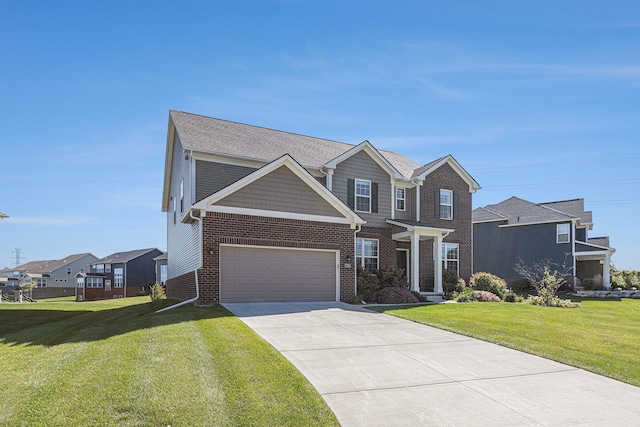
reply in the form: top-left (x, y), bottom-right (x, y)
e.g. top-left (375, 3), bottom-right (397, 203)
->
top-left (347, 179), bottom-right (355, 209)
top-left (453, 191), bottom-right (460, 220)
top-left (371, 182), bottom-right (378, 213)
top-left (434, 189), bottom-right (440, 218)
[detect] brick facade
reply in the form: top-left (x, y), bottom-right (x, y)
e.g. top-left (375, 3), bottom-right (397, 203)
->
top-left (421, 163), bottom-right (474, 288)
top-left (168, 212), bottom-right (357, 305)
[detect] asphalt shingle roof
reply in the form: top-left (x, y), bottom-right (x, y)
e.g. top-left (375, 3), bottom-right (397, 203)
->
top-left (91, 248), bottom-right (159, 265)
top-left (170, 110), bottom-right (424, 180)
top-left (2, 253), bottom-right (93, 274)
top-left (474, 196), bottom-right (576, 225)
top-left (472, 206), bottom-right (508, 222)
top-left (539, 199), bottom-right (592, 225)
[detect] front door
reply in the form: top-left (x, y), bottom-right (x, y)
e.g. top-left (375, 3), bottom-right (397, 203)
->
top-left (396, 250), bottom-right (409, 282)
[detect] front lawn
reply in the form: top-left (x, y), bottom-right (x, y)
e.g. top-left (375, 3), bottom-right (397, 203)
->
top-left (0, 297), bottom-right (338, 426)
top-left (370, 298), bottom-right (640, 387)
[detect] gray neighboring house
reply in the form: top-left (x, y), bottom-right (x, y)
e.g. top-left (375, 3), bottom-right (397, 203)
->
top-left (473, 197), bottom-right (616, 289)
top-left (162, 110), bottom-right (480, 304)
top-left (154, 252), bottom-right (168, 286)
top-left (0, 253), bottom-right (99, 298)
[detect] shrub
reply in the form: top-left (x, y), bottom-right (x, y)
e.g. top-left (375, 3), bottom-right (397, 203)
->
top-left (526, 295), bottom-right (581, 308)
top-left (504, 292), bottom-right (518, 303)
top-left (356, 267), bottom-right (413, 304)
top-left (150, 283), bottom-right (166, 302)
top-left (376, 287), bottom-right (419, 304)
top-left (469, 272), bottom-right (508, 299)
top-left (474, 290), bottom-right (502, 302)
top-left (510, 278), bottom-right (533, 294)
top-left (453, 287), bottom-right (476, 303)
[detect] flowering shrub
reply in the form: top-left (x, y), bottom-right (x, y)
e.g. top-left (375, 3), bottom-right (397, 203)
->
top-left (453, 288), bottom-right (502, 303)
top-left (376, 287), bottom-right (419, 304)
top-left (526, 295), bottom-right (581, 308)
top-left (469, 272), bottom-right (508, 300)
top-left (443, 269), bottom-right (466, 299)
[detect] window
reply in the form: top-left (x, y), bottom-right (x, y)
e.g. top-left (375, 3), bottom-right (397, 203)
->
top-left (77, 277), bottom-right (85, 288)
top-left (86, 277), bottom-right (103, 288)
top-left (94, 264), bottom-right (104, 273)
top-left (67, 267), bottom-right (72, 275)
top-left (160, 265), bottom-right (167, 285)
top-left (80, 268), bottom-right (85, 273)
top-left (36, 278), bottom-right (47, 288)
top-left (442, 243), bottom-right (459, 275)
top-left (355, 238), bottom-right (379, 271)
top-left (396, 188), bottom-right (406, 211)
top-left (114, 268), bottom-right (123, 288)
top-left (180, 179), bottom-right (184, 213)
top-left (440, 189), bottom-right (453, 220)
top-left (105, 280), bottom-right (111, 291)
top-left (355, 179), bottom-right (371, 212)
top-left (105, 264), bottom-right (111, 273)
top-left (173, 197), bottom-right (177, 225)
top-left (557, 223), bottom-right (570, 243)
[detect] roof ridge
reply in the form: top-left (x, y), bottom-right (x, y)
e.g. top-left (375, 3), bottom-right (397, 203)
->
top-left (539, 198), bottom-right (583, 205)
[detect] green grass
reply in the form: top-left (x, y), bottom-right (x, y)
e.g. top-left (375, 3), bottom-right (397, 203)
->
top-left (0, 297), bottom-right (338, 426)
top-left (370, 298), bottom-right (640, 387)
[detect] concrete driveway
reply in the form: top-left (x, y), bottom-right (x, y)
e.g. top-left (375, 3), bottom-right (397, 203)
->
top-left (223, 302), bottom-right (640, 426)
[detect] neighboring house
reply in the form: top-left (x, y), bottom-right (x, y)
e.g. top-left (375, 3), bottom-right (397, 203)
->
top-left (162, 110), bottom-right (480, 304)
top-left (0, 253), bottom-right (98, 298)
top-left (75, 248), bottom-right (163, 301)
top-left (473, 197), bottom-right (616, 289)
top-left (154, 252), bottom-right (168, 286)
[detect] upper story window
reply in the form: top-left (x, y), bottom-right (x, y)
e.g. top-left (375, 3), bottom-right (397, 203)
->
top-left (87, 277), bottom-right (103, 288)
top-left (440, 189), bottom-right (453, 220)
top-left (114, 268), bottom-right (124, 288)
top-left (77, 277), bottom-right (85, 288)
top-left (355, 179), bottom-right (371, 213)
top-left (396, 188), bottom-right (406, 211)
top-left (160, 265), bottom-right (168, 285)
top-left (94, 264), bottom-right (105, 273)
top-left (355, 238), bottom-right (379, 271)
top-left (105, 264), bottom-right (111, 273)
top-left (173, 197), bottom-right (177, 225)
top-left (67, 267), bottom-right (72, 275)
top-left (36, 278), bottom-right (47, 288)
top-left (557, 223), bottom-right (570, 243)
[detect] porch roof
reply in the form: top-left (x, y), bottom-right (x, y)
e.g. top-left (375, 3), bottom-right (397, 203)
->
top-left (387, 219), bottom-right (454, 241)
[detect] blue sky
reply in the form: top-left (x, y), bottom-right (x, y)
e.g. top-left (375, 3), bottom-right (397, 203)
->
top-left (1, 1), bottom-right (639, 270)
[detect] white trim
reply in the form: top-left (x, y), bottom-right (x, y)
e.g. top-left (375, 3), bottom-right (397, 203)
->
top-left (415, 181), bottom-right (421, 220)
top-left (439, 189), bottom-right (453, 220)
top-left (390, 180), bottom-right (396, 219)
top-left (395, 187), bottom-right (406, 212)
top-left (219, 244), bottom-right (340, 302)
top-left (442, 242), bottom-right (460, 276)
top-left (205, 205), bottom-right (357, 225)
top-left (324, 140), bottom-right (404, 179)
top-left (575, 240), bottom-right (616, 252)
top-left (415, 155), bottom-right (481, 193)
top-left (355, 237), bottom-right (380, 270)
top-left (396, 248), bottom-right (410, 284)
top-left (387, 219), bottom-right (454, 236)
top-left (556, 223), bottom-right (570, 244)
top-left (193, 154), bottom-right (365, 226)
top-left (498, 218), bottom-right (580, 228)
top-left (354, 178), bottom-right (372, 213)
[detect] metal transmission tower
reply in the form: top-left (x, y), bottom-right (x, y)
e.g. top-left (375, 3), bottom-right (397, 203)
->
top-left (11, 248), bottom-right (24, 267)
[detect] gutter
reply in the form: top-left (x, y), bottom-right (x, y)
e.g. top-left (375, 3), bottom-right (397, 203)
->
top-left (156, 209), bottom-right (202, 313)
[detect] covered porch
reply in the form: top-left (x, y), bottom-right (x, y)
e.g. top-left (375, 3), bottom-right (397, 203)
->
top-left (388, 219), bottom-right (454, 294)
top-left (574, 240), bottom-right (616, 290)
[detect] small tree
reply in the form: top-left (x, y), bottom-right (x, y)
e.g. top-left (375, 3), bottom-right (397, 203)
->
top-left (514, 257), bottom-right (580, 308)
top-left (150, 283), bottom-right (166, 302)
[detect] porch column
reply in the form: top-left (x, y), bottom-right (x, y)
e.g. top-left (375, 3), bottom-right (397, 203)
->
top-left (433, 235), bottom-right (443, 293)
top-left (603, 252), bottom-right (611, 289)
top-left (410, 233), bottom-right (420, 292)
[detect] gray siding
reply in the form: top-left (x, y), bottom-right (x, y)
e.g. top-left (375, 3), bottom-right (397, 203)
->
top-left (395, 186), bottom-right (416, 221)
top-left (216, 166), bottom-right (343, 217)
top-left (333, 151), bottom-right (391, 227)
top-left (575, 242), bottom-right (603, 252)
top-left (195, 160), bottom-right (256, 202)
top-left (473, 221), bottom-right (574, 281)
top-left (167, 132), bottom-right (201, 279)
top-left (48, 254), bottom-right (98, 288)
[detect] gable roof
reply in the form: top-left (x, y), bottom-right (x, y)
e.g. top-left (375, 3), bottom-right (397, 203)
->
top-left (539, 199), bottom-right (592, 227)
top-left (474, 196), bottom-right (577, 226)
top-left (472, 206), bottom-right (508, 223)
top-left (3, 253), bottom-right (96, 274)
top-left (91, 248), bottom-right (160, 265)
top-left (412, 155), bottom-right (481, 193)
top-left (323, 140), bottom-right (404, 179)
top-left (193, 154), bottom-right (365, 227)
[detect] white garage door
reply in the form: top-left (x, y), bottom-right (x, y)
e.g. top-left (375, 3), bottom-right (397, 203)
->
top-left (220, 246), bottom-right (338, 303)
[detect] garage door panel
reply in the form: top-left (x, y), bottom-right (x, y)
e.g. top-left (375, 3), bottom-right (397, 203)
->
top-left (220, 246), bottom-right (337, 303)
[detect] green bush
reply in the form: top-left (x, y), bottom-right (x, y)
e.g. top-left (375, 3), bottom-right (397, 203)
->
top-left (504, 292), bottom-right (518, 303)
top-left (510, 278), bottom-right (533, 294)
top-left (356, 267), bottom-right (411, 304)
top-left (526, 295), bottom-right (581, 308)
top-left (411, 291), bottom-right (428, 302)
top-left (469, 272), bottom-right (508, 300)
top-left (150, 283), bottom-right (166, 302)
top-left (376, 287), bottom-right (419, 304)
top-left (453, 287), bottom-right (475, 303)
top-left (442, 269), bottom-right (466, 299)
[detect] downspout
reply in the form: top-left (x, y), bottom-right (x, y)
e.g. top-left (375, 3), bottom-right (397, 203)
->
top-left (353, 223), bottom-right (361, 298)
top-left (156, 209), bottom-right (201, 313)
